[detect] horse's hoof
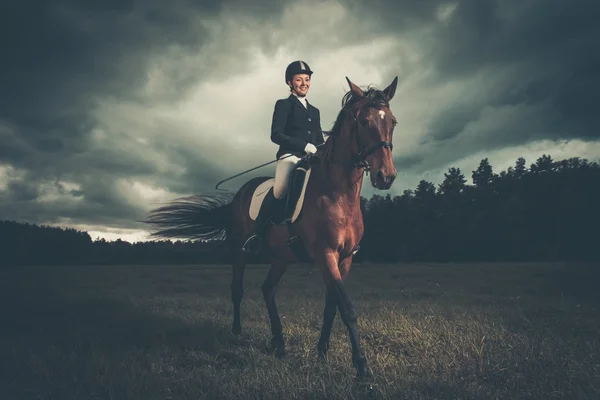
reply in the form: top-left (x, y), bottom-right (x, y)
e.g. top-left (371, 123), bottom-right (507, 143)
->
top-left (354, 357), bottom-right (371, 380)
top-left (268, 344), bottom-right (286, 358)
top-left (355, 369), bottom-right (373, 383)
top-left (317, 350), bottom-right (327, 362)
top-left (356, 367), bottom-right (372, 380)
top-left (275, 347), bottom-right (286, 358)
top-left (317, 344), bottom-right (328, 361)
top-left (270, 336), bottom-right (286, 357)
top-left (231, 325), bottom-right (241, 335)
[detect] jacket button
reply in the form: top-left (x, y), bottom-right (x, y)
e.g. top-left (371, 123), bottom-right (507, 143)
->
top-left (308, 130), bottom-right (311, 134)
top-left (308, 118), bottom-right (311, 121)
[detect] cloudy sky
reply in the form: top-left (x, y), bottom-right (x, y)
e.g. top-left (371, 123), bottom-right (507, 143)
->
top-left (1, 0), bottom-right (599, 241)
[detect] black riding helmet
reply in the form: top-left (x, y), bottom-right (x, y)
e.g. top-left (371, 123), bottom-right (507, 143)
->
top-left (285, 60), bottom-right (313, 85)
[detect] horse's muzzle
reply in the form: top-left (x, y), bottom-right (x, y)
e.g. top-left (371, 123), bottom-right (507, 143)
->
top-left (373, 169), bottom-right (396, 189)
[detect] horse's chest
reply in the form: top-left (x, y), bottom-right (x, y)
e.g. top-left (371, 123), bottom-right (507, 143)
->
top-left (320, 200), bottom-right (363, 245)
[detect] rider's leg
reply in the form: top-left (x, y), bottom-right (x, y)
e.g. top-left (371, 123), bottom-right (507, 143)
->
top-left (273, 154), bottom-right (301, 199)
top-left (242, 154), bottom-right (301, 252)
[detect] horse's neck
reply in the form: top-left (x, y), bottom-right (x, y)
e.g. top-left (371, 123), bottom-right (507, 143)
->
top-left (316, 135), bottom-right (364, 204)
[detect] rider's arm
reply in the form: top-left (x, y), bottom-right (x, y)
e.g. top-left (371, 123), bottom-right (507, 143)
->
top-left (270, 100), bottom-right (307, 152)
top-left (315, 108), bottom-right (325, 145)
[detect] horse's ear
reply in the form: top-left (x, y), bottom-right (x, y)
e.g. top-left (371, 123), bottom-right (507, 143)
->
top-left (383, 76), bottom-right (398, 100)
top-left (346, 77), bottom-right (364, 97)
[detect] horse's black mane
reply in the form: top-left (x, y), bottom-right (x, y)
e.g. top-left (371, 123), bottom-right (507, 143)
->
top-left (330, 86), bottom-right (389, 137)
top-left (343, 86), bottom-right (390, 109)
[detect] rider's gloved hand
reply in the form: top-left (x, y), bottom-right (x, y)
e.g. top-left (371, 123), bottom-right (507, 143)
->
top-left (304, 143), bottom-right (317, 154)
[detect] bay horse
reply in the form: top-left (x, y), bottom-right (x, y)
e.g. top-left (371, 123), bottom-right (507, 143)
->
top-left (145, 76), bottom-right (398, 378)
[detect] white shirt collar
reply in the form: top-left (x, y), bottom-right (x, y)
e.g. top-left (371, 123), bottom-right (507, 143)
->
top-left (292, 92), bottom-right (308, 108)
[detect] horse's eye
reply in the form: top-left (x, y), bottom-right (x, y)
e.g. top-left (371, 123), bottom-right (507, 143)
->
top-left (359, 119), bottom-right (368, 126)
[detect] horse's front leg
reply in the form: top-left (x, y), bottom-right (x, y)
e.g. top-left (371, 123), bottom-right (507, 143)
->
top-left (317, 250), bottom-right (369, 378)
top-left (317, 255), bottom-right (354, 360)
top-left (317, 283), bottom-right (337, 360)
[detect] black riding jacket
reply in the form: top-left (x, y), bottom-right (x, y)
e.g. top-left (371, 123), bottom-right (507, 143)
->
top-left (270, 95), bottom-right (325, 159)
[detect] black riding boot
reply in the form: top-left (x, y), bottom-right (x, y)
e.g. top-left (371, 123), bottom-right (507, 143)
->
top-left (242, 190), bottom-right (277, 253)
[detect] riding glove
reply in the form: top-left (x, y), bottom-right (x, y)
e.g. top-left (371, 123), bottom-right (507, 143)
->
top-left (304, 143), bottom-right (317, 154)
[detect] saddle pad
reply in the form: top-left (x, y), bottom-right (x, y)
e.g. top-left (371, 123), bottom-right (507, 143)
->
top-left (249, 178), bottom-right (275, 221)
top-left (248, 168), bottom-right (312, 224)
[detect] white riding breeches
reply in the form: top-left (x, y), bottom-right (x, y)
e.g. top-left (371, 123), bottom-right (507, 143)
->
top-left (273, 153), bottom-right (301, 199)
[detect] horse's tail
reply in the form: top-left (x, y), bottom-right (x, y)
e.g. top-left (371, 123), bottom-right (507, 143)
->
top-left (144, 194), bottom-right (233, 241)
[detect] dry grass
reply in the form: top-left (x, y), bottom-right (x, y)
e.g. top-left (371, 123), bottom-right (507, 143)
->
top-left (1, 262), bottom-right (599, 399)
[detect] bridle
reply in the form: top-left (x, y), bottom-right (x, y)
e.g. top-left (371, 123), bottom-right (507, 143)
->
top-left (349, 109), bottom-right (394, 173)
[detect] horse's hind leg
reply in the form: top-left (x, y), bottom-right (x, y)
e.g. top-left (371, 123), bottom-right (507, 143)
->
top-left (262, 257), bottom-right (288, 357)
top-left (231, 251), bottom-right (246, 335)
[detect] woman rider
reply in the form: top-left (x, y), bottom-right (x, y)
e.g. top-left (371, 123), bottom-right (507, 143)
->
top-left (242, 60), bottom-right (325, 252)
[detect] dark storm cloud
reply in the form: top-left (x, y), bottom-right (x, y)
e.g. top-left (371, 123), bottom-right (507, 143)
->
top-left (431, 1), bottom-right (600, 135)
top-left (430, 0), bottom-right (598, 80)
top-left (2, 1), bottom-right (192, 171)
top-left (2, 0), bottom-right (600, 234)
top-left (0, 0), bottom-right (294, 154)
top-left (3, 0), bottom-right (239, 123)
top-left (0, 0), bottom-right (282, 229)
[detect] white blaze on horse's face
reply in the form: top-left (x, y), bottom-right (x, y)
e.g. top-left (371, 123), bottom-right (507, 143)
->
top-left (378, 110), bottom-right (385, 119)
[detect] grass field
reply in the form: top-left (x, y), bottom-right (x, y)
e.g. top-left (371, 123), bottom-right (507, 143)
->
top-left (1, 262), bottom-right (599, 399)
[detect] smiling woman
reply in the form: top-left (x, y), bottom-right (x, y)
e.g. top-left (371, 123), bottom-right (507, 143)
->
top-left (242, 60), bottom-right (325, 252)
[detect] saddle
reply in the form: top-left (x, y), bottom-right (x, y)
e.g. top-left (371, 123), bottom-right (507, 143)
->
top-left (249, 155), bottom-right (313, 225)
top-left (247, 154), bottom-right (357, 262)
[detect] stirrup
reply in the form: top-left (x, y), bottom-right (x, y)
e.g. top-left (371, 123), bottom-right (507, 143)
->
top-left (241, 234), bottom-right (259, 253)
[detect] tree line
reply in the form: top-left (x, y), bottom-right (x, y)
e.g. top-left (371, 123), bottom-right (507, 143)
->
top-left (1, 154), bottom-right (598, 266)
top-left (361, 154), bottom-right (599, 263)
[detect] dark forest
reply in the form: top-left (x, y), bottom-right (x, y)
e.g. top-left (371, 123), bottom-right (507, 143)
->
top-left (2, 154), bottom-right (599, 266)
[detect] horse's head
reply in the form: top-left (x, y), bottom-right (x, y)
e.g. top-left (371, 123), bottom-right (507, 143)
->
top-left (342, 76), bottom-right (398, 190)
